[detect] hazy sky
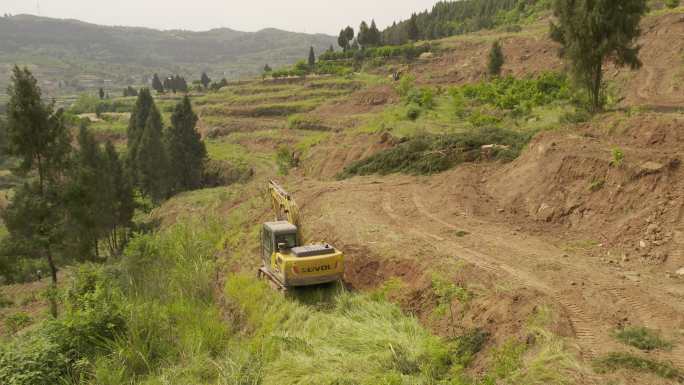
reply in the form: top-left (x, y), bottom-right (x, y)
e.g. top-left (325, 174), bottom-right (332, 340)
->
top-left (3, 0), bottom-right (438, 35)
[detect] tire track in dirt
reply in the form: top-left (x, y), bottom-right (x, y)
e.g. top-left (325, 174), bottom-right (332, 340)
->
top-left (404, 193), bottom-right (600, 359)
top-left (634, 66), bottom-right (684, 108)
top-left (383, 193), bottom-right (604, 364)
top-left (407, 191), bottom-right (684, 370)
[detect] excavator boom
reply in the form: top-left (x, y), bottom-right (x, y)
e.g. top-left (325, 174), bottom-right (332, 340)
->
top-left (269, 180), bottom-right (303, 243)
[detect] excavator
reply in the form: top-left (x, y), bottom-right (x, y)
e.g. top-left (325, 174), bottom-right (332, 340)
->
top-left (257, 180), bottom-right (344, 291)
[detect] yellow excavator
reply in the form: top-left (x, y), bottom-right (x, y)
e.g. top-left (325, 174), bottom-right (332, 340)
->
top-left (257, 180), bottom-right (344, 291)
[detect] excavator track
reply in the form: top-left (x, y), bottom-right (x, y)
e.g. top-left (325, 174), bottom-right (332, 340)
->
top-left (257, 264), bottom-right (288, 293)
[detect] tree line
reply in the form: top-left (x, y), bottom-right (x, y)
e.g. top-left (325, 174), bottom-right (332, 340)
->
top-left (1, 66), bottom-right (207, 285)
top-left (335, 0), bottom-right (545, 48)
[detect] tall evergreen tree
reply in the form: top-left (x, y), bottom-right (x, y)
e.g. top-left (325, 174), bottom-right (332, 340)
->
top-left (166, 96), bottom-right (206, 193)
top-left (151, 73), bottom-right (164, 93)
top-left (308, 46), bottom-right (316, 68)
top-left (98, 87), bottom-right (105, 100)
top-left (3, 66), bottom-right (71, 284)
top-left (136, 104), bottom-right (168, 202)
top-left (126, 88), bottom-right (154, 182)
top-left (344, 26), bottom-right (355, 44)
top-left (369, 20), bottom-right (382, 46)
top-left (201, 72), bottom-right (211, 89)
top-left (407, 14), bottom-right (420, 41)
top-left (550, 0), bottom-right (647, 111)
top-left (63, 124), bottom-right (105, 260)
top-left (358, 21), bottom-right (370, 47)
top-left (101, 140), bottom-right (134, 255)
top-left (488, 40), bottom-right (504, 76)
top-left (338, 29), bottom-right (349, 51)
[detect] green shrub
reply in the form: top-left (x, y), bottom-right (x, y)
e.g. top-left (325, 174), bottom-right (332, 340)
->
top-left (396, 74), bottom-right (416, 97)
top-left (406, 104), bottom-right (422, 120)
top-left (338, 127), bottom-right (533, 178)
top-left (0, 333), bottom-right (69, 385)
top-left (276, 146), bottom-right (298, 175)
top-left (610, 147), bottom-right (625, 167)
top-left (452, 72), bottom-right (571, 117)
top-left (594, 352), bottom-right (684, 381)
top-left (665, 0), bottom-right (680, 8)
top-left (614, 326), bottom-right (673, 351)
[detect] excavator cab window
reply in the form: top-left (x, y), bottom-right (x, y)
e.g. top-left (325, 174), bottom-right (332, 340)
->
top-left (261, 227), bottom-right (273, 262)
top-left (275, 233), bottom-right (297, 251)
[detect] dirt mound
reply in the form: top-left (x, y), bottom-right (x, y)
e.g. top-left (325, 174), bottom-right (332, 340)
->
top-left (488, 114), bottom-right (683, 272)
top-left (300, 132), bottom-right (397, 179)
top-left (611, 12), bottom-right (684, 108)
top-left (413, 33), bottom-right (563, 86)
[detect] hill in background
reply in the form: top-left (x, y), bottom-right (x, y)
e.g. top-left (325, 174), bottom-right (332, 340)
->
top-left (0, 14), bottom-right (336, 103)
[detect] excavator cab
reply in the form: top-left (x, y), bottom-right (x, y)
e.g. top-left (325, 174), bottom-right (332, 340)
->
top-left (261, 221), bottom-right (298, 264)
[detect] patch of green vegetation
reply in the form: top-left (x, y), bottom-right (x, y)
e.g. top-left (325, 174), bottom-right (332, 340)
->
top-left (614, 326), bottom-right (673, 351)
top-left (338, 127), bottom-right (534, 178)
top-left (319, 43), bottom-right (431, 62)
top-left (202, 99), bottom-right (322, 118)
top-left (87, 113), bottom-right (129, 136)
top-left (4, 312), bottom-right (31, 334)
top-left (295, 131), bottom-right (330, 153)
top-left (431, 274), bottom-right (472, 320)
top-left (589, 178), bottom-right (605, 192)
top-left (224, 273), bottom-right (463, 385)
top-left (370, 277), bottom-right (406, 301)
top-left (68, 94), bottom-right (136, 114)
top-left (452, 72), bottom-right (572, 118)
top-left (288, 114), bottom-right (330, 130)
top-left (276, 146), bottom-right (299, 175)
top-left (594, 352), bottom-right (684, 381)
top-left (610, 147), bottom-right (625, 167)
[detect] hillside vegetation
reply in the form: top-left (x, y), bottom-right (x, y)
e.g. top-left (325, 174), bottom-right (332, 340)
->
top-left (0, 14), bottom-right (335, 101)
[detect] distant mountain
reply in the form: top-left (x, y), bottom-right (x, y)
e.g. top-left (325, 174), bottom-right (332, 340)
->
top-left (0, 14), bottom-right (336, 100)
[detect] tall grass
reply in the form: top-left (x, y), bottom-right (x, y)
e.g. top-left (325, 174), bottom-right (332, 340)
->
top-left (224, 274), bottom-right (461, 385)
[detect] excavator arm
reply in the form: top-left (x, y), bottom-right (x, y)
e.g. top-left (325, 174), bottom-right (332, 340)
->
top-left (269, 180), bottom-right (303, 244)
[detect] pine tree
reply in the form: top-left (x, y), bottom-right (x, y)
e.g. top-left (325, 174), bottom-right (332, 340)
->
top-left (102, 140), bottom-right (134, 255)
top-left (63, 124), bottom-right (105, 260)
top-left (308, 46), bottom-right (316, 68)
top-left (151, 73), bottom-right (164, 93)
top-left (201, 72), bottom-right (211, 89)
top-left (551, 0), bottom-right (647, 111)
top-left (358, 21), bottom-right (370, 47)
top-left (488, 40), bottom-right (504, 77)
top-left (369, 20), bottom-right (382, 46)
top-left (338, 29), bottom-right (349, 51)
top-left (344, 26), bottom-right (355, 44)
top-left (166, 96), bottom-right (207, 194)
top-left (3, 66), bottom-right (71, 284)
top-left (136, 104), bottom-right (168, 202)
top-left (407, 14), bottom-right (420, 41)
top-left (98, 87), bottom-right (105, 100)
top-left (126, 88), bottom-right (154, 181)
